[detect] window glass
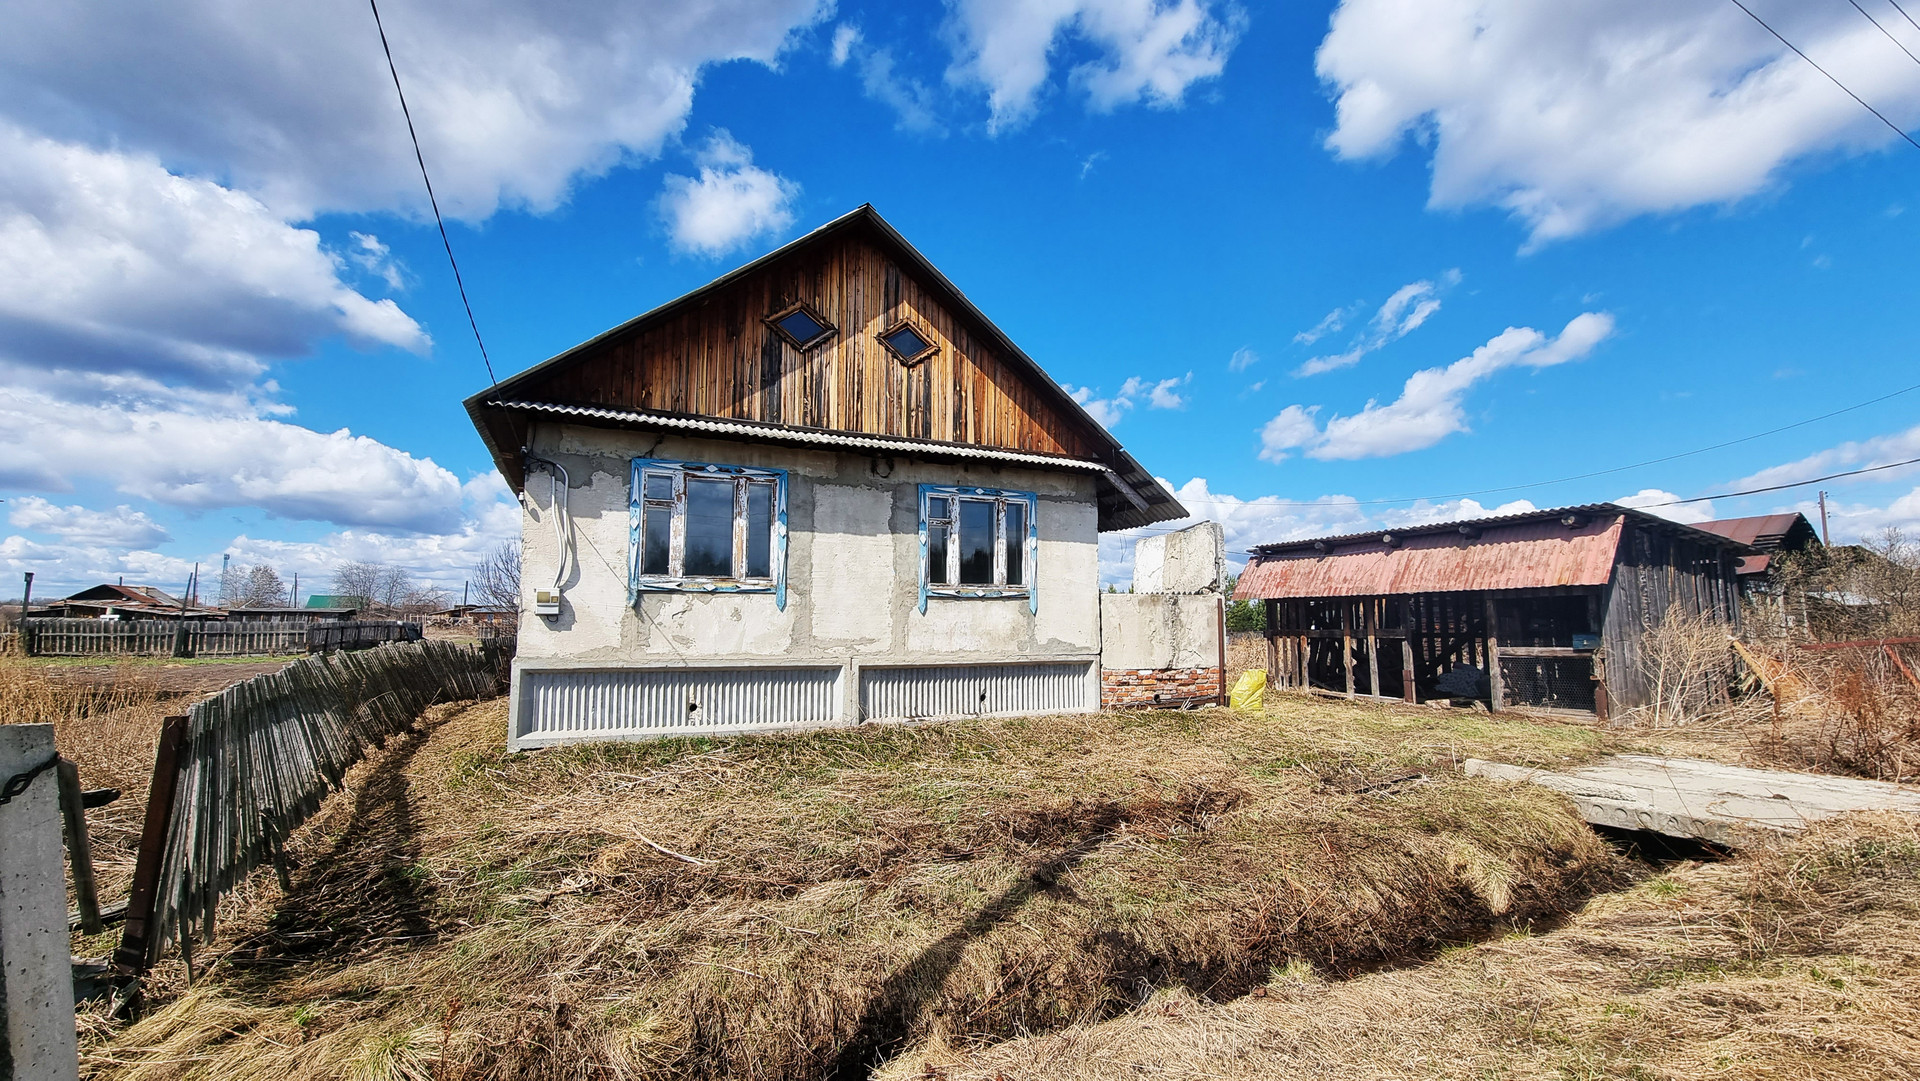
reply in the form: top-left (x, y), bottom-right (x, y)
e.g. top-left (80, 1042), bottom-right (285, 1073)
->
top-left (927, 523), bottom-right (951, 585)
top-left (1004, 501), bottom-right (1026, 587)
top-left (958, 499), bottom-right (995, 584)
top-left (643, 473), bottom-right (673, 501)
top-left (883, 325), bottom-right (931, 359)
top-left (775, 308), bottom-right (828, 346)
top-left (745, 482), bottom-right (774, 579)
top-left (683, 477), bottom-right (735, 577)
top-left (642, 506), bottom-right (671, 575)
top-left (927, 496), bottom-right (950, 520)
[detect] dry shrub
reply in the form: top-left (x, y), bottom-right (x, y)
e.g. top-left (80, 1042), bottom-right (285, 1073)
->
top-left (876, 812), bottom-right (1920, 1081)
top-left (1732, 642), bottom-right (1920, 783)
top-left (1629, 603), bottom-right (1735, 727)
top-left (85, 696), bottom-right (1622, 1081)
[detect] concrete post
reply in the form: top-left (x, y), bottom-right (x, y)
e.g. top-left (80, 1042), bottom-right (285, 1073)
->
top-left (1, 724), bottom-right (81, 1081)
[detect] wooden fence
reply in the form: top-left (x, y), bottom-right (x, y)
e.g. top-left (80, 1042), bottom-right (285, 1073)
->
top-left (306, 620), bottom-right (422, 653)
top-left (113, 638), bottom-right (509, 972)
top-left (12, 618), bottom-right (426, 658)
top-left (16, 619), bottom-right (311, 658)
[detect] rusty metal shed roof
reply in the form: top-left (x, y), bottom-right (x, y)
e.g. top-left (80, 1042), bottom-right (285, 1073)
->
top-left (1234, 503), bottom-right (1755, 601)
top-left (1693, 513), bottom-right (1819, 575)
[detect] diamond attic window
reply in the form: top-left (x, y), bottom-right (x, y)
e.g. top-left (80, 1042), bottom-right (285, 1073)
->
top-left (881, 323), bottom-right (934, 363)
top-left (771, 305), bottom-right (834, 350)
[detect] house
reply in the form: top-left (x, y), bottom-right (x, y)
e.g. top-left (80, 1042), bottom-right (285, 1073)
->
top-left (304, 594), bottom-right (369, 612)
top-left (30, 584), bottom-right (220, 621)
top-left (1232, 504), bottom-right (1755, 720)
top-left (1694, 512), bottom-right (1821, 584)
top-left (225, 606), bottom-right (358, 623)
top-left (465, 206), bottom-right (1188, 747)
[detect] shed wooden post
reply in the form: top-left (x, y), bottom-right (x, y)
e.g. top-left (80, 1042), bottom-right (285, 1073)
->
top-left (1263, 600), bottom-right (1279, 686)
top-left (1400, 595), bottom-right (1417, 704)
top-left (1341, 601), bottom-right (1356, 699)
top-left (1365, 598), bottom-right (1381, 699)
top-left (1483, 594), bottom-right (1504, 712)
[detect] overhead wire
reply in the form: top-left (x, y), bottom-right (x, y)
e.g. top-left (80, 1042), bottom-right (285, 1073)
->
top-left (1635, 455), bottom-right (1920, 507)
top-left (1726, 0), bottom-right (1920, 151)
top-left (1889, 0), bottom-right (1920, 34)
top-left (368, 0), bottom-right (497, 384)
top-left (1845, 0), bottom-right (1920, 67)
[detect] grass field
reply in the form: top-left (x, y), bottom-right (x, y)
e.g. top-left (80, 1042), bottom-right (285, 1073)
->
top-left (78, 693), bottom-right (1627, 1080)
top-left (7, 649), bottom-right (1912, 1081)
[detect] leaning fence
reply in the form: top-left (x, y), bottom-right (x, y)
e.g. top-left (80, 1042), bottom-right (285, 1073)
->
top-left (114, 637), bottom-right (509, 972)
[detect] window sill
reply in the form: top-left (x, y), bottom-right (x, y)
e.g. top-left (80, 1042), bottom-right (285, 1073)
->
top-left (926, 587), bottom-right (1031, 600)
top-left (633, 577), bottom-right (777, 595)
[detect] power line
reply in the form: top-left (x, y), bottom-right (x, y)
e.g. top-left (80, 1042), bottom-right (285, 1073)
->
top-left (1167, 378), bottom-right (1920, 510)
top-left (368, 0), bottom-right (497, 384)
top-left (1727, 0), bottom-right (1920, 151)
top-left (1844, 0), bottom-right (1920, 69)
top-left (1890, 0), bottom-right (1920, 35)
top-left (1636, 455), bottom-right (1920, 507)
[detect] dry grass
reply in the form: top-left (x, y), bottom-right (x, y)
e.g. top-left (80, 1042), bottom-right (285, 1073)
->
top-left (0, 653), bottom-right (171, 936)
top-left (880, 812), bottom-right (1920, 1081)
top-left (83, 692), bottom-right (1624, 1080)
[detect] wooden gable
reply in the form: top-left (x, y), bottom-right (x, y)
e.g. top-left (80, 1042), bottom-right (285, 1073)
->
top-left (503, 233), bottom-right (1098, 458)
top-left (468, 206), bottom-right (1188, 531)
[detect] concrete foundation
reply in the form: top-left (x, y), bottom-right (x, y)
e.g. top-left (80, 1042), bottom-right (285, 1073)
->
top-left (1100, 666), bottom-right (1222, 709)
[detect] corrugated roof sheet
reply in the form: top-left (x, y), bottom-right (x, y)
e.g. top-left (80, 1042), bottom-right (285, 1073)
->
top-left (1234, 514), bottom-right (1626, 600)
top-left (1693, 513), bottom-right (1804, 548)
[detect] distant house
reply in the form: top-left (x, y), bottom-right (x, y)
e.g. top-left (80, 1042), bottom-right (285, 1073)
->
top-left (31, 584), bottom-right (220, 621)
top-left (1694, 512), bottom-right (1821, 587)
top-left (1233, 504), bottom-right (1755, 720)
top-left (465, 205), bottom-right (1187, 747)
top-left (226, 606), bottom-right (357, 623)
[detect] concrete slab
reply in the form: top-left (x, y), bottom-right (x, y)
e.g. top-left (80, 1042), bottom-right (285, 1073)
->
top-left (1464, 754), bottom-right (1920, 847)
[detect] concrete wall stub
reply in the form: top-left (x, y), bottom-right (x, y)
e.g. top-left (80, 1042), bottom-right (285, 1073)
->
top-left (1133, 521), bottom-right (1226, 594)
top-left (0, 724), bottom-right (81, 1081)
top-left (1100, 593), bottom-right (1222, 670)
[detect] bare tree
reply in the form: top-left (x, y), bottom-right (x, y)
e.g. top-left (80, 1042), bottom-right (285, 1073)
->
top-left (331, 561), bottom-right (447, 616)
top-left (472, 542), bottom-right (520, 611)
top-left (217, 564), bottom-right (289, 607)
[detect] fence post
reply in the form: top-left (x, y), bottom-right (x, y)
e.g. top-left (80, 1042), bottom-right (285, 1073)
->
top-left (55, 759), bottom-right (103, 935)
top-left (113, 714), bottom-right (189, 976)
top-left (1, 724), bottom-right (82, 1081)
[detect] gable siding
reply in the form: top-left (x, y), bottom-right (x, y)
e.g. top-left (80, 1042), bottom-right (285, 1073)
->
top-left (529, 235), bottom-right (1097, 459)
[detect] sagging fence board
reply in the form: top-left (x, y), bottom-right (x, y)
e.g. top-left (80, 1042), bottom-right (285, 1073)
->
top-left (117, 639), bottom-right (507, 971)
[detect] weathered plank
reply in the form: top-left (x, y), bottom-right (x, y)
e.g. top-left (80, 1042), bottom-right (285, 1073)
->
top-left (1465, 755), bottom-right (1920, 846)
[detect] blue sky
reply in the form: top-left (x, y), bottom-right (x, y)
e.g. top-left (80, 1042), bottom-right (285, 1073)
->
top-left (3, 0), bottom-right (1919, 598)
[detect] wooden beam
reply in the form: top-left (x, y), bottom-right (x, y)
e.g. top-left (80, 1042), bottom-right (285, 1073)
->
top-left (1341, 601), bottom-right (1355, 699)
top-left (56, 758), bottom-right (103, 935)
top-left (1484, 594), bottom-right (1504, 712)
top-left (1365, 598), bottom-right (1381, 699)
top-left (1401, 595), bottom-right (1417, 704)
top-left (113, 713), bottom-right (189, 975)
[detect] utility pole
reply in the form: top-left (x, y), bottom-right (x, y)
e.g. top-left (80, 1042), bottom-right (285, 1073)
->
top-left (1817, 490), bottom-right (1831, 546)
top-left (21, 570), bottom-right (33, 614)
top-left (291, 571), bottom-right (299, 608)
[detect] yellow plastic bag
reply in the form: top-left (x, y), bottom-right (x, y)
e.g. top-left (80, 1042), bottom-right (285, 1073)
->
top-left (1228, 669), bottom-right (1267, 712)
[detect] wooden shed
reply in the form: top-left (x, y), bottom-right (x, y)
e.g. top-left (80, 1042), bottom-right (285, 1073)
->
top-left (1232, 504), bottom-right (1755, 719)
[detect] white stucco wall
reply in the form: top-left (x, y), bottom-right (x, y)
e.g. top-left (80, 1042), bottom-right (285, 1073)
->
top-left (505, 422), bottom-right (1103, 743)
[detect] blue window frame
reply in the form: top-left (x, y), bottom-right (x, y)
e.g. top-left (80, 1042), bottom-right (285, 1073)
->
top-left (629, 458), bottom-right (788, 609)
top-left (918, 484), bottom-right (1038, 614)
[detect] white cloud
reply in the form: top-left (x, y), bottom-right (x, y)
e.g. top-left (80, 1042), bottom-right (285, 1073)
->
top-left (0, 125), bottom-right (427, 399)
top-left (7, 497), bottom-right (172, 548)
top-left (1262, 312), bottom-right (1615, 461)
top-left (0, 387), bottom-right (467, 534)
top-left (658, 131), bottom-right (801, 257)
top-left (1228, 346), bottom-right (1260, 372)
top-left (947, 0), bottom-right (1244, 132)
top-left (1296, 271), bottom-right (1458, 377)
top-left (0, 0), bottom-right (829, 222)
top-left (1066, 371), bottom-right (1192, 428)
top-left (1613, 488), bottom-right (1715, 525)
top-left (1293, 304), bottom-right (1358, 346)
top-left (0, 534), bottom-right (197, 597)
top-left (829, 24), bottom-right (945, 133)
top-left (1317, 0), bottom-right (1920, 246)
top-left (1732, 423), bottom-right (1920, 492)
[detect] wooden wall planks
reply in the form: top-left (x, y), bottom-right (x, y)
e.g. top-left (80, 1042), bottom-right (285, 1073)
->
top-left (531, 234), bottom-right (1098, 459)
